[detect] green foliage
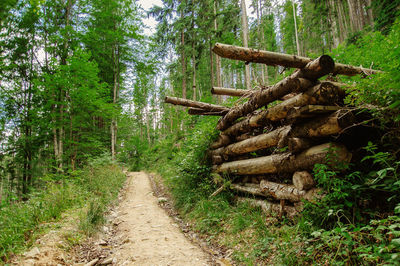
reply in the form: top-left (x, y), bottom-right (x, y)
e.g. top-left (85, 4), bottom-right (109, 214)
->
top-left (332, 20), bottom-right (400, 120)
top-left (305, 216), bottom-right (400, 264)
top-left (0, 162), bottom-right (125, 261)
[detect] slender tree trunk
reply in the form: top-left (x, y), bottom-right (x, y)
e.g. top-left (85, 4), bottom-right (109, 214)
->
top-left (111, 43), bottom-right (120, 160)
top-left (181, 8), bottom-right (187, 99)
top-left (260, 0), bottom-right (268, 84)
top-left (328, 0), bottom-right (340, 48)
top-left (192, 6), bottom-right (197, 101)
top-left (365, 0), bottom-right (374, 26)
top-left (338, 0), bottom-right (349, 36)
top-left (210, 37), bottom-right (214, 89)
top-left (292, 1), bottom-right (300, 56)
top-left (240, 0), bottom-right (251, 90)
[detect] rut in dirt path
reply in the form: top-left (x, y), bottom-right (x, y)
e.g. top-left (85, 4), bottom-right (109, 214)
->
top-left (112, 171), bottom-right (210, 265)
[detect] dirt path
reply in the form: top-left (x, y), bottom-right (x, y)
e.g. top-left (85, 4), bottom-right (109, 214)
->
top-left (107, 171), bottom-right (210, 265)
top-left (12, 171), bottom-right (214, 265)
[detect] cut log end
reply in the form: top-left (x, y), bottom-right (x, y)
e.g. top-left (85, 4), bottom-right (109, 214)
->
top-left (292, 171), bottom-right (315, 190)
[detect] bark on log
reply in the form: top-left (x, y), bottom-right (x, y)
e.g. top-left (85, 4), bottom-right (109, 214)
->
top-left (213, 143), bottom-right (351, 175)
top-left (289, 109), bottom-right (355, 138)
top-left (211, 107), bottom-right (351, 156)
top-left (211, 87), bottom-right (252, 97)
top-left (214, 82), bottom-right (343, 148)
top-left (165, 96), bottom-right (229, 112)
top-left (292, 171), bottom-right (315, 190)
top-left (216, 54), bottom-right (336, 131)
top-left (212, 43), bottom-right (381, 76)
top-left (231, 183), bottom-right (267, 197)
top-left (188, 108), bottom-right (228, 116)
top-left (261, 82), bottom-right (343, 122)
top-left (237, 197), bottom-right (297, 218)
top-left (212, 155), bottom-right (223, 165)
top-left (216, 77), bottom-right (315, 130)
top-left (211, 126), bottom-right (290, 157)
top-left (259, 180), bottom-right (321, 202)
top-left (209, 185), bottom-right (226, 198)
top-left (236, 132), bottom-right (255, 142)
top-left (210, 134), bottom-right (231, 149)
top-left (286, 105), bottom-right (342, 122)
top-left (288, 138), bottom-right (315, 153)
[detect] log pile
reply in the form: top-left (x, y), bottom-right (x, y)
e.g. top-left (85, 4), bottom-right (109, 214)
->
top-left (164, 43), bottom-right (380, 219)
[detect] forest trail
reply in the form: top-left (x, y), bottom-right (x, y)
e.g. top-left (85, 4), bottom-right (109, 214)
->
top-left (105, 171), bottom-right (210, 265)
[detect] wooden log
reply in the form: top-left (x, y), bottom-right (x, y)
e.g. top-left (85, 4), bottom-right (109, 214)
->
top-left (287, 137), bottom-right (315, 153)
top-left (289, 109), bottom-right (355, 138)
top-left (211, 87), bottom-right (252, 97)
top-left (212, 155), bottom-right (223, 165)
top-left (217, 79), bottom-right (342, 131)
top-left (292, 171), bottom-right (315, 190)
top-left (261, 82), bottom-right (343, 122)
top-left (188, 108), bottom-right (228, 116)
top-left (260, 180), bottom-right (321, 202)
top-left (216, 54), bottom-right (336, 131)
top-left (209, 185), bottom-right (226, 198)
top-left (213, 82), bottom-right (343, 150)
top-left (237, 197), bottom-right (297, 218)
top-left (236, 132), bottom-right (255, 142)
top-left (231, 183), bottom-right (266, 197)
top-left (210, 134), bottom-right (231, 149)
top-left (213, 143), bottom-right (351, 175)
top-left (165, 96), bottom-right (229, 112)
top-left (216, 77), bottom-right (314, 130)
top-left (211, 126), bottom-right (290, 157)
top-left (286, 105), bottom-right (342, 122)
top-left (212, 107), bottom-right (351, 156)
top-left (212, 43), bottom-right (381, 76)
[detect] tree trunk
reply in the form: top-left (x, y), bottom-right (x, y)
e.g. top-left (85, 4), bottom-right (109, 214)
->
top-left (237, 197), bottom-right (298, 218)
top-left (328, 0), bottom-right (340, 48)
top-left (286, 105), bottom-right (342, 122)
top-left (192, 42), bottom-right (196, 101)
top-left (213, 143), bottom-right (351, 175)
top-left (231, 183), bottom-right (267, 197)
top-left (210, 134), bottom-right (231, 149)
top-left (211, 126), bottom-right (291, 157)
top-left (181, 8), bottom-right (186, 99)
top-left (210, 38), bottom-right (214, 90)
top-left (217, 79), bottom-right (340, 132)
top-left (188, 108), bottom-right (228, 116)
top-left (165, 96), bottom-right (229, 112)
top-left (212, 155), bottom-right (223, 165)
top-left (292, 1), bottom-right (300, 56)
top-left (216, 55), bottom-right (335, 130)
top-left (240, 0), bottom-right (251, 90)
top-left (287, 137), bottom-right (315, 153)
top-left (211, 87), bottom-right (252, 97)
top-left (212, 43), bottom-right (381, 76)
top-left (214, 1), bottom-right (222, 90)
top-left (259, 180), bottom-right (320, 202)
top-left (288, 109), bottom-right (355, 138)
top-left (292, 171), bottom-right (315, 191)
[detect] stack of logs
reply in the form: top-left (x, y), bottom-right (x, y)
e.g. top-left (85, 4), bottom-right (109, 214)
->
top-left (165, 43), bottom-right (380, 218)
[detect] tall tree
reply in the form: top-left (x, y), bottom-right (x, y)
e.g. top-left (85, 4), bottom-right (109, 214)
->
top-left (240, 0), bottom-right (251, 90)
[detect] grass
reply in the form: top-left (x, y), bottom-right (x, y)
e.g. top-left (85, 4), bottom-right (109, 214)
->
top-left (0, 161), bottom-right (125, 262)
top-left (136, 113), bottom-right (400, 265)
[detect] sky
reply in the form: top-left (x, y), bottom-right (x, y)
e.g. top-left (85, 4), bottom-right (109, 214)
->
top-left (137, 0), bottom-right (256, 36)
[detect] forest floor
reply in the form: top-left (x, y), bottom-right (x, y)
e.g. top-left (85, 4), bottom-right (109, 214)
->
top-left (12, 171), bottom-right (227, 265)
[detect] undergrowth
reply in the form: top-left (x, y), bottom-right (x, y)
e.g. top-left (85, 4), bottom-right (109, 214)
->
top-left (134, 21), bottom-right (400, 265)
top-left (0, 154), bottom-right (125, 262)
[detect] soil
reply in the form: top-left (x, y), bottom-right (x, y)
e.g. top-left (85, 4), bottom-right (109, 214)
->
top-left (13, 171), bottom-right (231, 265)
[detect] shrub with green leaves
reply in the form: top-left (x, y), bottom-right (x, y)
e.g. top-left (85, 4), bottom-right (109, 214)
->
top-left (331, 19), bottom-right (400, 121)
